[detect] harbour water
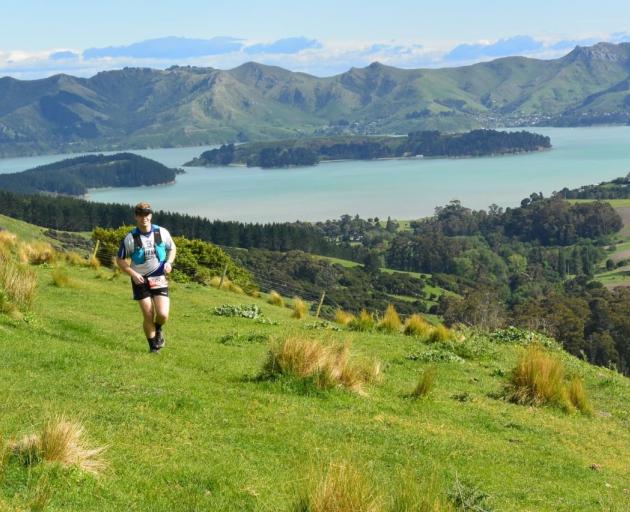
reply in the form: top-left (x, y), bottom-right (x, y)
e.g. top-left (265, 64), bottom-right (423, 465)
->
top-left (1, 126), bottom-right (629, 222)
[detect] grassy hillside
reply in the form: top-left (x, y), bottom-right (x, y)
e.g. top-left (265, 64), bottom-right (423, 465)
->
top-left (1, 234), bottom-right (629, 510)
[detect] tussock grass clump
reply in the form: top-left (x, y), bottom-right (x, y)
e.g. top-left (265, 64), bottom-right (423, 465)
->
top-left (51, 266), bottom-right (74, 288)
top-left (294, 462), bottom-right (457, 512)
top-left (18, 241), bottom-right (56, 265)
top-left (293, 461), bottom-right (382, 512)
top-left (209, 275), bottom-right (243, 294)
top-left (349, 309), bottom-right (375, 332)
top-left (508, 345), bottom-right (571, 410)
top-left (262, 337), bottom-right (381, 394)
top-left (292, 297), bottom-right (309, 320)
top-left (65, 251), bottom-right (88, 266)
top-left (0, 256), bottom-right (37, 314)
top-left (11, 417), bottom-right (106, 475)
top-left (411, 366), bottom-right (438, 399)
top-left (267, 290), bottom-right (285, 307)
top-left (391, 472), bottom-right (455, 512)
top-left (87, 255), bottom-right (101, 269)
top-left (377, 304), bottom-right (402, 333)
top-left (333, 309), bottom-right (355, 326)
top-left (0, 231), bottom-right (18, 254)
top-left (404, 314), bottom-right (432, 337)
top-left (428, 324), bottom-right (452, 343)
top-left (567, 377), bottom-right (593, 415)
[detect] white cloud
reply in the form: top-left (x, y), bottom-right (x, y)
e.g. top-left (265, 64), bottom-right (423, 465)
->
top-left (0, 32), bottom-right (627, 79)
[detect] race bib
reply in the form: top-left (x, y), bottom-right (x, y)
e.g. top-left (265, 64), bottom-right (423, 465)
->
top-left (147, 275), bottom-right (168, 289)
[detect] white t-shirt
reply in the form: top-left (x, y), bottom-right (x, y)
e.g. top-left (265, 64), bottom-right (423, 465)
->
top-left (118, 226), bottom-right (175, 276)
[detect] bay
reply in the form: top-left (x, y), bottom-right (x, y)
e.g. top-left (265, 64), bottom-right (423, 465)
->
top-left (1, 127), bottom-right (629, 222)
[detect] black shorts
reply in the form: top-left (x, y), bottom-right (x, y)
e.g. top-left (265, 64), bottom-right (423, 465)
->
top-left (131, 279), bottom-right (169, 301)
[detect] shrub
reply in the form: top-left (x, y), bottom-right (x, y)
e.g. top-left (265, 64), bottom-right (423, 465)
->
top-left (567, 377), bottom-right (593, 415)
top-left (334, 309), bottom-right (355, 326)
top-left (18, 241), bottom-right (56, 265)
top-left (404, 314), bottom-right (432, 337)
top-left (292, 461), bottom-right (381, 512)
top-left (428, 325), bottom-right (452, 343)
top-left (292, 297), bottom-right (309, 320)
top-left (10, 416), bottom-right (106, 474)
top-left (411, 366), bottom-right (437, 399)
top-left (349, 310), bottom-right (375, 332)
top-left (377, 304), bottom-right (402, 333)
top-left (262, 337), bottom-right (380, 394)
top-left (268, 290), bottom-right (285, 307)
top-left (508, 345), bottom-right (571, 410)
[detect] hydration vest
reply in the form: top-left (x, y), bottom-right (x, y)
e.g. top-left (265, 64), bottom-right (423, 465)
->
top-left (131, 225), bottom-right (167, 265)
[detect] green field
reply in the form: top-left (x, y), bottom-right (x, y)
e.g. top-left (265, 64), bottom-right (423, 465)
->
top-left (1, 250), bottom-right (630, 510)
top-left (567, 199), bottom-right (630, 208)
top-left (0, 214), bottom-right (50, 241)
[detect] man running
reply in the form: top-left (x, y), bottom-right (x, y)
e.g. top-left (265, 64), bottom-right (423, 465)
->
top-left (116, 202), bottom-right (177, 353)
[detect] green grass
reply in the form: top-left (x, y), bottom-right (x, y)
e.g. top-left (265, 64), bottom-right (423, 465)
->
top-left (1, 261), bottom-right (629, 511)
top-left (312, 254), bottom-right (451, 301)
top-left (567, 199), bottom-right (630, 207)
top-left (0, 214), bottom-right (91, 245)
top-left (0, 214), bottom-right (49, 241)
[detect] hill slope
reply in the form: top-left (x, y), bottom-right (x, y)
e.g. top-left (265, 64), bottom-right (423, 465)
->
top-left (0, 244), bottom-right (629, 510)
top-left (2, 42), bottom-right (630, 156)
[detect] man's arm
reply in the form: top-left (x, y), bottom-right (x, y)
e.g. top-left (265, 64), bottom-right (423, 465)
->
top-left (116, 239), bottom-right (144, 284)
top-left (116, 257), bottom-right (145, 284)
top-left (164, 245), bottom-right (176, 274)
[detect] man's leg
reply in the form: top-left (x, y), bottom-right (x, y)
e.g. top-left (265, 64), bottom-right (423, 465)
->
top-left (138, 297), bottom-right (157, 351)
top-left (153, 294), bottom-right (170, 349)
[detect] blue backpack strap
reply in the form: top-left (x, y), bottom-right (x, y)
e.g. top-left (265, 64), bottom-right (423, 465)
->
top-left (152, 224), bottom-right (167, 263)
top-left (152, 224), bottom-right (163, 246)
top-left (131, 227), bottom-right (145, 264)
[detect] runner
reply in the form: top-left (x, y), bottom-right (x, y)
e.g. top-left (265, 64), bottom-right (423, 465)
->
top-left (116, 202), bottom-right (177, 353)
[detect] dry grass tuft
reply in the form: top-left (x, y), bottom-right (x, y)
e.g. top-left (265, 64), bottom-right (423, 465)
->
top-left (378, 304), bottom-right (402, 333)
top-left (411, 366), bottom-right (438, 399)
top-left (567, 377), bottom-right (593, 415)
top-left (0, 231), bottom-right (18, 254)
top-left (87, 255), bottom-right (101, 269)
top-left (18, 241), bottom-right (56, 265)
top-left (268, 290), bottom-right (285, 307)
top-left (263, 337), bottom-right (381, 394)
top-left (65, 251), bottom-right (87, 266)
top-left (404, 314), bottom-right (432, 337)
top-left (333, 309), bottom-right (355, 326)
top-left (349, 309), bottom-right (375, 332)
top-left (0, 255), bottom-right (37, 313)
top-left (428, 324), bottom-right (452, 343)
top-left (508, 345), bottom-right (571, 410)
top-left (51, 265), bottom-right (74, 288)
top-left (209, 275), bottom-right (244, 294)
top-left (11, 417), bottom-right (106, 475)
top-left (293, 461), bottom-right (382, 512)
top-left (292, 297), bottom-right (309, 319)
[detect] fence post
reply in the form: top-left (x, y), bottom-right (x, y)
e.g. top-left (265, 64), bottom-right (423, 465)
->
top-left (315, 290), bottom-right (326, 319)
top-left (218, 263), bottom-right (229, 289)
top-left (91, 239), bottom-right (100, 260)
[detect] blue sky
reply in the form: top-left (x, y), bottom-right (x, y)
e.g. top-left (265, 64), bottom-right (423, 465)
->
top-left (2, 0), bottom-right (630, 77)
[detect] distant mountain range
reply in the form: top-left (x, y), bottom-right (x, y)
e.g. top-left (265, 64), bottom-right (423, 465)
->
top-left (2, 42), bottom-right (630, 157)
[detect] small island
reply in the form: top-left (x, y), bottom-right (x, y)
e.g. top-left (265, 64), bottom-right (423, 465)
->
top-left (185, 130), bottom-right (551, 169)
top-left (0, 153), bottom-right (181, 196)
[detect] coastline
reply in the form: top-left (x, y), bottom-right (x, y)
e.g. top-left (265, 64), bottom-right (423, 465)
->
top-left (188, 145), bottom-right (553, 170)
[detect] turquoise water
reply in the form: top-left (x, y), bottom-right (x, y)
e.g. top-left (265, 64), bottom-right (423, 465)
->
top-left (1, 127), bottom-right (630, 222)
